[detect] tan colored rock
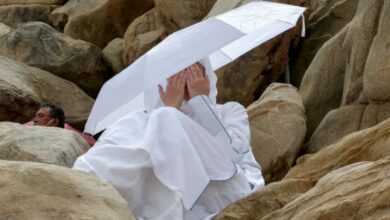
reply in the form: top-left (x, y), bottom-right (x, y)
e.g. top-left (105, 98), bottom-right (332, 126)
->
top-left (363, 0), bottom-right (390, 102)
top-left (0, 22), bottom-right (111, 97)
top-left (51, 0), bottom-right (154, 48)
top-left (155, 0), bottom-right (217, 33)
top-left (123, 8), bottom-right (167, 65)
top-left (307, 103), bottom-right (390, 153)
top-left (213, 179), bottom-right (313, 220)
top-left (264, 159), bottom-right (390, 220)
top-left (50, 0), bottom-right (103, 31)
top-left (285, 116), bottom-right (390, 182)
top-left (0, 0), bottom-right (65, 5)
top-left (0, 4), bottom-right (58, 27)
top-left (0, 160), bottom-right (135, 219)
top-left (123, 0), bottom-right (217, 65)
top-left (306, 104), bottom-right (366, 153)
top-left (248, 83), bottom-right (306, 183)
top-left (103, 38), bottom-right (126, 74)
top-left (299, 0), bottom-right (383, 137)
top-left (0, 122), bottom-right (89, 167)
top-left (0, 55), bottom-right (94, 128)
top-left (208, 0), bottom-right (305, 106)
top-left (0, 23), bottom-right (11, 37)
top-left (298, 28), bottom-right (347, 138)
top-left (290, 0), bottom-right (359, 86)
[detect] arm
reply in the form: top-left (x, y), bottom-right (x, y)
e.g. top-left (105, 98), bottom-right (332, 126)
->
top-left (187, 97), bottom-right (264, 189)
top-left (187, 96), bottom-right (251, 162)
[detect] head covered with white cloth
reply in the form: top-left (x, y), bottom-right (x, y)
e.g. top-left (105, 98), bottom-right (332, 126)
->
top-left (144, 58), bottom-right (218, 113)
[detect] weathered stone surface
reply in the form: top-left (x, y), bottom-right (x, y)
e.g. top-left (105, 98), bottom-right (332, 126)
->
top-left (209, 0), bottom-right (305, 106)
top-left (0, 122), bottom-right (89, 167)
top-left (248, 83), bottom-right (306, 183)
top-left (290, 0), bottom-right (359, 86)
top-left (0, 55), bottom-right (94, 128)
top-left (123, 8), bottom-right (167, 65)
top-left (299, 0), bottom-right (383, 137)
top-left (0, 160), bottom-right (135, 219)
top-left (50, 0), bottom-right (102, 31)
top-left (264, 159), bottom-right (390, 220)
top-left (213, 179), bottom-right (313, 220)
top-left (0, 0), bottom-right (65, 5)
top-left (0, 23), bottom-right (11, 37)
top-left (307, 103), bottom-right (390, 153)
top-left (0, 22), bottom-right (111, 97)
top-left (285, 116), bottom-right (390, 182)
top-left (103, 38), bottom-right (126, 74)
top-left (51, 0), bottom-right (154, 48)
top-left (123, 0), bottom-right (216, 65)
top-left (306, 104), bottom-right (366, 153)
top-left (363, 0), bottom-right (390, 102)
top-left (0, 4), bottom-right (58, 27)
top-left (155, 0), bottom-right (217, 33)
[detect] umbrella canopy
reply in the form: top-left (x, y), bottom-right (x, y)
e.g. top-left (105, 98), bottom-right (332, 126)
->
top-left (85, 1), bottom-right (306, 134)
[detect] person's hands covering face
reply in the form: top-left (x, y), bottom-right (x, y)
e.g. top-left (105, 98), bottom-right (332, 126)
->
top-left (158, 71), bottom-right (186, 108)
top-left (186, 63), bottom-right (210, 99)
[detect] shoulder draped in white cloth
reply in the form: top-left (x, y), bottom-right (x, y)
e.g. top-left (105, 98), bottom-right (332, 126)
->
top-left (73, 59), bottom-right (265, 220)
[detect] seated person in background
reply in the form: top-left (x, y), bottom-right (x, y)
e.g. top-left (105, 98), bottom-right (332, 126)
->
top-left (33, 102), bottom-right (65, 128)
top-left (73, 60), bottom-right (264, 220)
top-left (25, 102), bottom-right (96, 146)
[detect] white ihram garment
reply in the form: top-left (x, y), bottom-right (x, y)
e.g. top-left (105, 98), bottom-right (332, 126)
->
top-left (73, 59), bottom-right (264, 219)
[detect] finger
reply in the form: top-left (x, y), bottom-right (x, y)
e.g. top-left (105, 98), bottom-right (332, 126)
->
top-left (187, 67), bottom-right (195, 82)
top-left (190, 65), bottom-right (202, 80)
top-left (196, 64), bottom-right (206, 79)
top-left (173, 73), bottom-right (182, 85)
top-left (181, 71), bottom-right (187, 85)
top-left (195, 62), bottom-right (203, 73)
top-left (179, 72), bottom-right (186, 87)
top-left (158, 84), bottom-right (165, 98)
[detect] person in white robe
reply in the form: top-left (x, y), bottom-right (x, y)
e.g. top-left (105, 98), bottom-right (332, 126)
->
top-left (73, 59), bottom-right (265, 220)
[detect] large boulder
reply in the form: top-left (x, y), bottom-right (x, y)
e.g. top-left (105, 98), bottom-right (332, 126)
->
top-left (154, 0), bottom-right (217, 33)
top-left (123, 0), bottom-right (216, 65)
top-left (247, 83), bottom-right (306, 183)
top-left (50, 0), bottom-right (154, 48)
top-left (123, 8), bottom-right (167, 65)
top-left (0, 55), bottom-right (94, 128)
top-left (0, 122), bottom-right (89, 167)
top-left (213, 179), bottom-right (314, 220)
top-left (0, 22), bottom-right (111, 97)
top-left (0, 0), bottom-right (66, 5)
top-left (299, 0), bottom-right (385, 137)
top-left (0, 160), bottom-right (135, 219)
top-left (263, 159), bottom-right (390, 219)
top-left (363, 0), bottom-right (390, 103)
top-left (103, 38), bottom-right (126, 74)
top-left (290, 0), bottom-right (359, 86)
top-left (307, 103), bottom-right (390, 153)
top-left (285, 116), bottom-right (390, 182)
top-left (0, 4), bottom-right (58, 27)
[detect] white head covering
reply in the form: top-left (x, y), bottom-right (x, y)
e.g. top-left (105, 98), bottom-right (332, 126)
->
top-left (144, 58), bottom-right (218, 113)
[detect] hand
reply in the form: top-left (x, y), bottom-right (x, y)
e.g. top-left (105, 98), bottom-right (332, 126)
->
top-left (186, 63), bottom-right (210, 99)
top-left (159, 71), bottom-right (186, 108)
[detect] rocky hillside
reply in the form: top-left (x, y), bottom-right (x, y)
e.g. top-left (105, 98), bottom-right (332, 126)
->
top-left (0, 0), bottom-right (389, 219)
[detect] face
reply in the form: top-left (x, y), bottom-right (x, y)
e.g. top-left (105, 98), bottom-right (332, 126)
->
top-left (33, 107), bottom-right (57, 127)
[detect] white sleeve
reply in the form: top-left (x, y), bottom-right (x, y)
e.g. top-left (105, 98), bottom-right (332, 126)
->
top-left (186, 95), bottom-right (251, 161)
top-left (187, 96), bottom-right (264, 189)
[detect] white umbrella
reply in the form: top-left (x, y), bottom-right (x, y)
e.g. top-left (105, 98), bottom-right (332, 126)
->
top-left (85, 1), bottom-right (306, 134)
